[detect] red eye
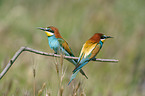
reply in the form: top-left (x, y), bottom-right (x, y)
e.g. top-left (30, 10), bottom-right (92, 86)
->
top-left (46, 28), bottom-right (54, 33)
top-left (46, 29), bottom-right (51, 31)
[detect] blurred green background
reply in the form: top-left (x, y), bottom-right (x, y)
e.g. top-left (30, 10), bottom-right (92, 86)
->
top-left (0, 0), bottom-right (145, 95)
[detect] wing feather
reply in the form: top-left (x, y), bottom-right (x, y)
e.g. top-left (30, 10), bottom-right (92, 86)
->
top-left (78, 41), bottom-right (97, 63)
top-left (73, 42), bottom-right (101, 73)
top-left (57, 38), bottom-right (74, 56)
top-left (89, 44), bottom-right (101, 59)
top-left (57, 38), bottom-right (88, 79)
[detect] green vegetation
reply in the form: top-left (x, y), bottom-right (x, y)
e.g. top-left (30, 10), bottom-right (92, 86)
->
top-left (0, 0), bottom-right (145, 95)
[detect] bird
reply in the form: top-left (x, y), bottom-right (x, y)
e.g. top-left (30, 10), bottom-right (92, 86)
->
top-left (38, 26), bottom-right (88, 79)
top-left (68, 33), bottom-right (113, 85)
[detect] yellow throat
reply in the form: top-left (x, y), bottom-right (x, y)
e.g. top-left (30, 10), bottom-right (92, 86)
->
top-left (45, 31), bottom-right (54, 36)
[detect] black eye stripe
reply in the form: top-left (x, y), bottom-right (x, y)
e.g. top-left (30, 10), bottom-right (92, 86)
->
top-left (101, 36), bottom-right (104, 39)
top-left (46, 29), bottom-right (51, 31)
top-left (46, 28), bottom-right (54, 33)
top-left (101, 35), bottom-right (107, 39)
top-left (51, 30), bottom-right (54, 33)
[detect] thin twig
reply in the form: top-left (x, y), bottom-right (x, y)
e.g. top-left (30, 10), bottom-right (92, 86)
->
top-left (0, 46), bottom-right (119, 80)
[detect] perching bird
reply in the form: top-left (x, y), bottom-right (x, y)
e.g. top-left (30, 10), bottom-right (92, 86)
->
top-left (38, 26), bottom-right (88, 79)
top-left (68, 33), bottom-right (113, 85)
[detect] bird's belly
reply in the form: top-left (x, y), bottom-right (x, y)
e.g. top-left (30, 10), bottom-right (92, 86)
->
top-left (49, 40), bottom-right (60, 52)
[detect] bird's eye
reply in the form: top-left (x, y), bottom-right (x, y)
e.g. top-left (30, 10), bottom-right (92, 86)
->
top-left (46, 28), bottom-right (54, 33)
top-left (46, 28), bottom-right (51, 31)
top-left (48, 29), bottom-right (51, 31)
top-left (101, 36), bottom-right (104, 39)
top-left (101, 35), bottom-right (107, 39)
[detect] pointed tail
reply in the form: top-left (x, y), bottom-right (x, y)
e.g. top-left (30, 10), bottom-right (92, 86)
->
top-left (80, 69), bottom-right (88, 79)
top-left (73, 62), bottom-right (89, 73)
top-left (68, 69), bottom-right (80, 85)
top-left (66, 59), bottom-right (88, 79)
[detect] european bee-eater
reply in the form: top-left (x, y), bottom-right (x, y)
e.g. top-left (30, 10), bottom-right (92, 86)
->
top-left (68, 33), bottom-right (113, 85)
top-left (38, 26), bottom-right (88, 79)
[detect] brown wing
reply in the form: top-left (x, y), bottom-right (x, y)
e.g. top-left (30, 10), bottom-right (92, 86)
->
top-left (57, 38), bottom-right (74, 56)
top-left (89, 44), bottom-right (101, 59)
top-left (78, 41), bottom-right (97, 62)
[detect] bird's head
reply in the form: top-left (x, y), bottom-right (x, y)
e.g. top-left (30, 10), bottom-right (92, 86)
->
top-left (38, 26), bottom-right (59, 37)
top-left (90, 33), bottom-right (113, 43)
top-left (99, 33), bottom-right (113, 43)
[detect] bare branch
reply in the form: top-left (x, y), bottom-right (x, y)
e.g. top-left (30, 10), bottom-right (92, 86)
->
top-left (0, 46), bottom-right (119, 80)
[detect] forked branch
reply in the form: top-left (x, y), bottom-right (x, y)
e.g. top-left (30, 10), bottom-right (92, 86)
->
top-left (0, 46), bottom-right (119, 80)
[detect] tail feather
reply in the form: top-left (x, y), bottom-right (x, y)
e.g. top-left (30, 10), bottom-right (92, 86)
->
top-left (66, 59), bottom-right (88, 79)
top-left (73, 62), bottom-right (89, 73)
top-left (80, 69), bottom-right (88, 79)
top-left (73, 64), bottom-right (83, 73)
top-left (68, 69), bottom-right (80, 85)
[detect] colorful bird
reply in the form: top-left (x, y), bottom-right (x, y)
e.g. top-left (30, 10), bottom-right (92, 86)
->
top-left (38, 26), bottom-right (88, 79)
top-left (68, 33), bottom-right (113, 85)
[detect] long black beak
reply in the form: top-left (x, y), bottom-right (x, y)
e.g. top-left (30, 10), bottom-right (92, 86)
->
top-left (37, 27), bottom-right (46, 31)
top-left (106, 36), bottom-right (113, 38)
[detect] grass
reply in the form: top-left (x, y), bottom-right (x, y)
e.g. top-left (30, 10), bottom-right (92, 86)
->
top-left (0, 0), bottom-right (145, 95)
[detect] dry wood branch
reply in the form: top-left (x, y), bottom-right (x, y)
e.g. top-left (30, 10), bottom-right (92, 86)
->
top-left (0, 46), bottom-right (119, 80)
